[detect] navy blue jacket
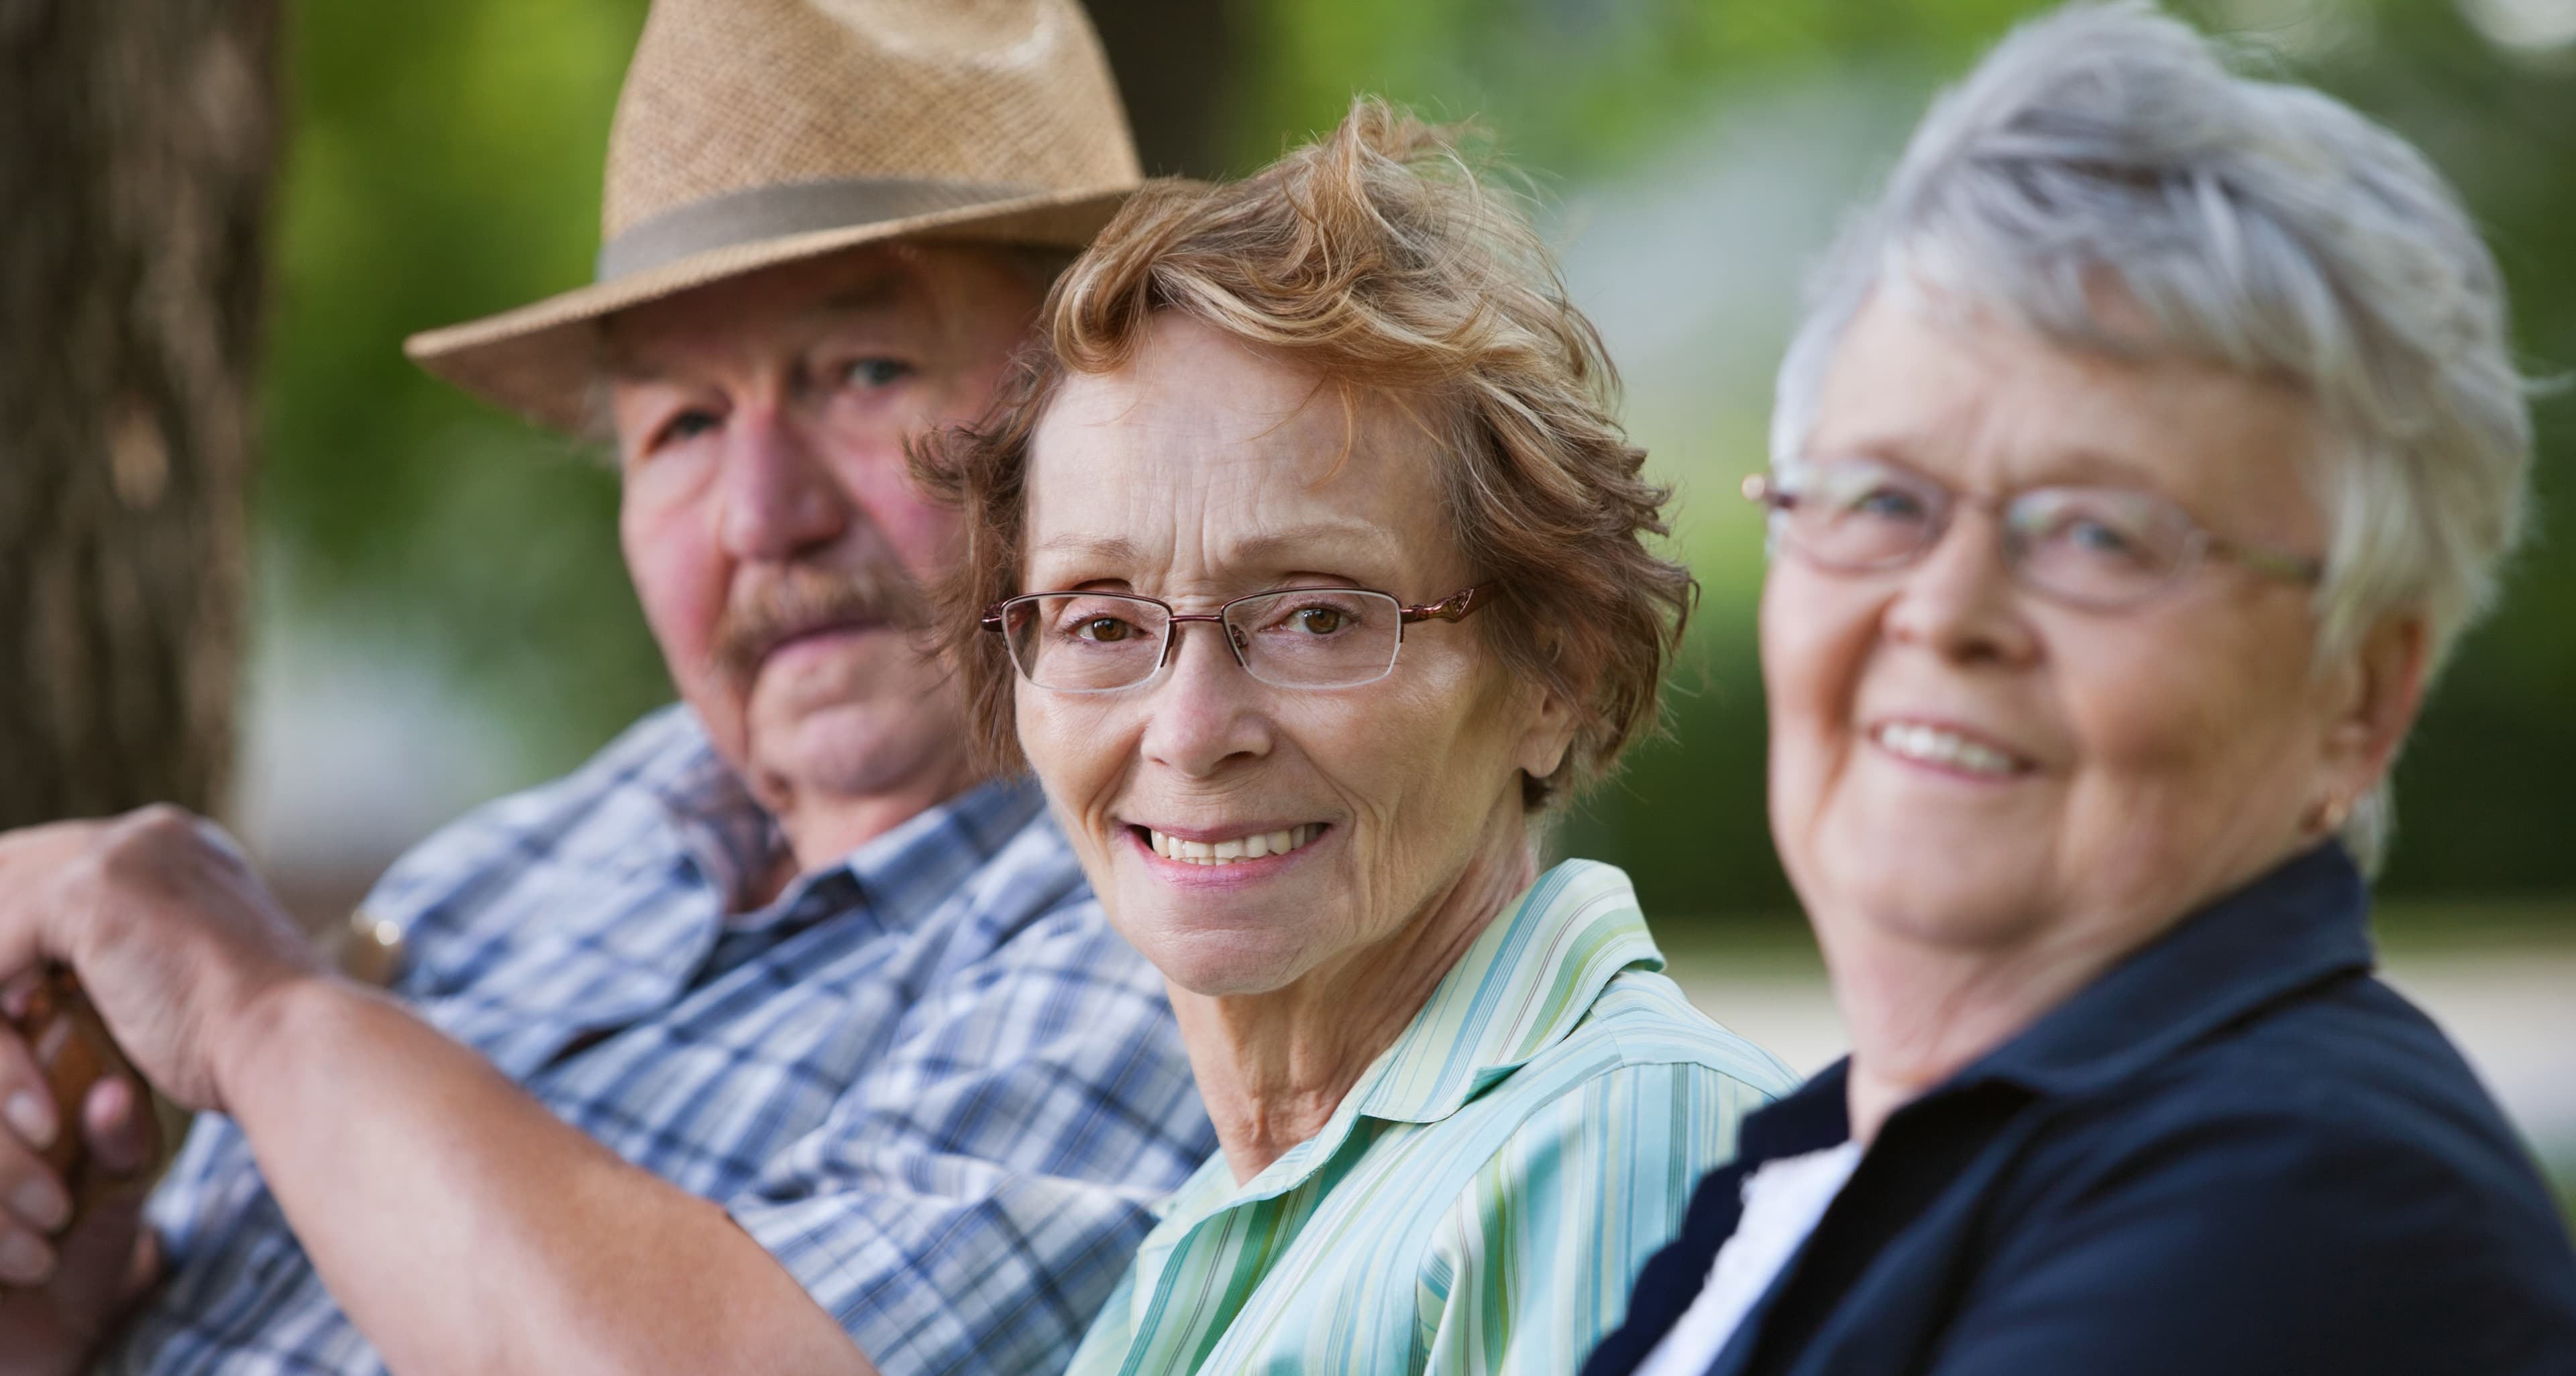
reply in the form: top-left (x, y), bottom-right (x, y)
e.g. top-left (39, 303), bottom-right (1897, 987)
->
top-left (1586, 844), bottom-right (2576, 1376)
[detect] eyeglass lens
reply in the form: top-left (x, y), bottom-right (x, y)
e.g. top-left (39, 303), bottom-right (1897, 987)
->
top-left (1774, 456), bottom-right (2202, 607)
top-left (1001, 589), bottom-right (1407, 691)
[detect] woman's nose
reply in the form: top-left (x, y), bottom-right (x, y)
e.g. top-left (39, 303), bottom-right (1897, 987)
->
top-left (1883, 513), bottom-right (2041, 666)
top-left (716, 408), bottom-right (851, 562)
top-left (1138, 621), bottom-right (1273, 778)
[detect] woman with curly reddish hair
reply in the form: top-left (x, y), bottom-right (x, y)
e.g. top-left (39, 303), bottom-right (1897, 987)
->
top-left (914, 100), bottom-right (1794, 1374)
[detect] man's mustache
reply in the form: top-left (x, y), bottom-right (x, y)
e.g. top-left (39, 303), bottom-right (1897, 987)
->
top-left (710, 560), bottom-right (928, 688)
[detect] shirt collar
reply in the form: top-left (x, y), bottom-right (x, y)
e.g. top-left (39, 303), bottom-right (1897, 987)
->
top-left (1737, 1061), bottom-right (1853, 1166)
top-left (1203, 859), bottom-right (1664, 1211)
top-left (1957, 841), bottom-right (2372, 1098)
top-left (644, 707), bottom-right (1050, 933)
top-left (1734, 841), bottom-right (2373, 1167)
top-left (640, 710), bottom-right (785, 913)
top-left (804, 772), bottom-right (1051, 933)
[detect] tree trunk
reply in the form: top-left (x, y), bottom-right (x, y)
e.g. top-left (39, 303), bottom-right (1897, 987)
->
top-left (0, 0), bottom-right (277, 828)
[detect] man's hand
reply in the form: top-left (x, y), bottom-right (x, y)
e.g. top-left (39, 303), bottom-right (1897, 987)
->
top-left (0, 806), bottom-right (308, 1373)
top-left (0, 809), bottom-right (875, 1375)
top-left (0, 1046), bottom-right (162, 1376)
top-left (0, 808), bottom-right (329, 1114)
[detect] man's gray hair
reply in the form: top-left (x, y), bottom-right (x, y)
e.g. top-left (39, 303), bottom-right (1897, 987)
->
top-left (1770, 1), bottom-right (2534, 871)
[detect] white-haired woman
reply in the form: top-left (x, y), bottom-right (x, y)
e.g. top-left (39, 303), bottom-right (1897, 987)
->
top-left (1587, 6), bottom-right (2576, 1375)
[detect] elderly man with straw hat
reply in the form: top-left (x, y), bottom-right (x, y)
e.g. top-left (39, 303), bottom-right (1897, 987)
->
top-left (0, 3), bottom-right (1215, 1373)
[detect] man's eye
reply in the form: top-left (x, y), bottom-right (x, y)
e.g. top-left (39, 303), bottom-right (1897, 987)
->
top-left (841, 358), bottom-right (914, 389)
top-left (653, 410), bottom-right (720, 451)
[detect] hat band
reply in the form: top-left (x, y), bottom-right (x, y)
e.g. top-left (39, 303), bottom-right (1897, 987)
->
top-left (597, 176), bottom-right (1044, 280)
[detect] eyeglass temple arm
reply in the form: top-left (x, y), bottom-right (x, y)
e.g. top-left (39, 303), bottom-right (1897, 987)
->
top-left (2212, 539), bottom-right (2325, 586)
top-left (1399, 584), bottom-right (1492, 623)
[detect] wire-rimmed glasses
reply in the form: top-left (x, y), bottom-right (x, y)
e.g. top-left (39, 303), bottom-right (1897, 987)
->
top-left (1743, 454), bottom-right (2322, 610)
top-left (981, 584), bottom-right (1492, 692)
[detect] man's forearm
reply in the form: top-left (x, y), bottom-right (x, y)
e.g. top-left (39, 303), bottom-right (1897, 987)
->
top-left (215, 977), bottom-right (874, 1376)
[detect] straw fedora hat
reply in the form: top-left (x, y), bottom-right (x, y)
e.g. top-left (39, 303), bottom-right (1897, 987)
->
top-left (405, 0), bottom-right (1142, 432)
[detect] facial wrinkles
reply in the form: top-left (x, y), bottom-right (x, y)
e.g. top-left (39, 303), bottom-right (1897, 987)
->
top-left (1086, 391), bottom-right (1366, 598)
top-left (1784, 295), bottom-right (2336, 961)
top-left (609, 250), bottom-right (1035, 852)
top-left (2003, 354), bottom-right (2326, 921)
top-left (1022, 319), bottom-right (1532, 999)
top-left (2049, 580), bottom-right (2322, 919)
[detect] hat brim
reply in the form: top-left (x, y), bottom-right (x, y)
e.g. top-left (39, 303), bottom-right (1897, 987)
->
top-left (405, 182), bottom-right (1134, 434)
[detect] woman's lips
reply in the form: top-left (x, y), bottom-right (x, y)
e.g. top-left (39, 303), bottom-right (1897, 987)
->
top-left (1140, 823), bottom-right (1325, 865)
top-left (1120, 822), bottom-right (1333, 876)
top-left (1866, 718), bottom-right (2034, 778)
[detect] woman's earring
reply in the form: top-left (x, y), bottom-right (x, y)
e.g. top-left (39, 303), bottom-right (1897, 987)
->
top-left (2310, 793), bottom-right (2353, 836)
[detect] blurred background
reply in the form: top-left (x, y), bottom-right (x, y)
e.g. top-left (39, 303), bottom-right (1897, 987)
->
top-left (8, 0), bottom-right (2570, 1205)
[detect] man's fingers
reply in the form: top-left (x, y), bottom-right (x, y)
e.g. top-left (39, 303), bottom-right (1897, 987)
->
top-left (0, 1132), bottom-right (70, 1239)
top-left (0, 825), bottom-right (97, 996)
top-left (0, 1230), bottom-right (55, 1287)
top-left (121, 1226), bottom-right (162, 1305)
top-left (42, 1192), bottom-right (147, 1321)
top-left (0, 1174), bottom-right (57, 1283)
top-left (0, 1034), bottom-right (58, 1158)
top-left (0, 824), bottom-right (97, 887)
top-left (78, 1079), bottom-right (154, 1177)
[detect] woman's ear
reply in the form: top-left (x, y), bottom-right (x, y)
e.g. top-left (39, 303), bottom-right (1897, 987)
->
top-left (2319, 613), bottom-right (2430, 802)
top-left (1514, 682), bottom-right (1580, 785)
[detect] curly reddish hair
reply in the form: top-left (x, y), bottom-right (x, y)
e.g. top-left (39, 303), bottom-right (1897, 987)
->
top-left (913, 99), bottom-right (1692, 810)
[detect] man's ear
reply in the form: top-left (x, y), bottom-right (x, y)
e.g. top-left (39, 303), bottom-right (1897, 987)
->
top-left (2321, 613), bottom-right (2431, 801)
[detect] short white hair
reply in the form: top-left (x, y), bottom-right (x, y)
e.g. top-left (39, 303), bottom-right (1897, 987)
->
top-left (1770, 1), bottom-right (2535, 871)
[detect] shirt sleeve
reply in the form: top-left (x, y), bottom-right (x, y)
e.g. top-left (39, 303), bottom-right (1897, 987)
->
top-left (141, 1111), bottom-right (253, 1266)
top-left (1921, 1092), bottom-right (2576, 1376)
top-left (1421, 1060), bottom-right (1778, 1376)
top-left (726, 896), bottom-right (1214, 1376)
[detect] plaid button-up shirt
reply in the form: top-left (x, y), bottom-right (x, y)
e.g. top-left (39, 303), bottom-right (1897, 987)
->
top-left (105, 705), bottom-right (1216, 1376)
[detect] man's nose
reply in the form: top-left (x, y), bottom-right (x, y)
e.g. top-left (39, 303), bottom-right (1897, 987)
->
top-left (716, 407), bottom-right (850, 562)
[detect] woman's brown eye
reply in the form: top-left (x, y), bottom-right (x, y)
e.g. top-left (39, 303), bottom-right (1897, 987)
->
top-left (1291, 608), bottom-right (1346, 634)
top-left (1080, 617), bottom-right (1131, 642)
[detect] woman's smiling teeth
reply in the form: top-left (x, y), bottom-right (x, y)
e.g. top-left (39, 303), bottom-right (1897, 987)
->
top-left (1145, 825), bottom-right (1324, 864)
top-left (1872, 722), bottom-right (2024, 776)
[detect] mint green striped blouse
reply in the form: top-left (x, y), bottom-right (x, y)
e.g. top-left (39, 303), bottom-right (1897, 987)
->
top-left (1066, 860), bottom-right (1801, 1376)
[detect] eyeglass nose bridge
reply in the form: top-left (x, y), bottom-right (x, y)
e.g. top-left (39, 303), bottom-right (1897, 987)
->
top-left (1158, 611), bottom-right (1252, 673)
top-left (1748, 471), bottom-right (2030, 576)
top-left (1916, 490), bottom-right (2024, 574)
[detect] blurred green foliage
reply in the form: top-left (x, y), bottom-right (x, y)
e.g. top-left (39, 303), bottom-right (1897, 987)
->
top-left (264, 0), bottom-right (661, 769)
top-left (262, 0), bottom-right (2576, 916)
